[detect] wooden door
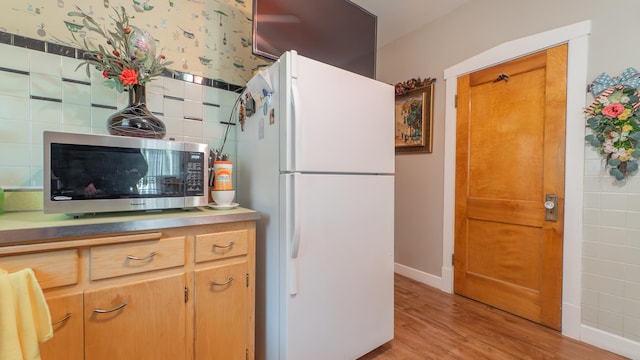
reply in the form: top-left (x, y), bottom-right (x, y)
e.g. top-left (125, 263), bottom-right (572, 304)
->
top-left (84, 274), bottom-right (187, 359)
top-left (40, 293), bottom-right (84, 360)
top-left (194, 260), bottom-right (248, 360)
top-left (454, 44), bottom-right (567, 329)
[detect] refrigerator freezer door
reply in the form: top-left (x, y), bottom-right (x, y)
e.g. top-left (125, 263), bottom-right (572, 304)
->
top-left (280, 52), bottom-right (395, 175)
top-left (282, 172), bottom-right (394, 359)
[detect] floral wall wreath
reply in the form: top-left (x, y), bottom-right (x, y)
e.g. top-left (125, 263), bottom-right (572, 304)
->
top-left (585, 68), bottom-right (640, 180)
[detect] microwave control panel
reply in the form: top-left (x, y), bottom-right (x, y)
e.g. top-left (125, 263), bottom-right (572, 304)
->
top-left (185, 151), bottom-right (206, 196)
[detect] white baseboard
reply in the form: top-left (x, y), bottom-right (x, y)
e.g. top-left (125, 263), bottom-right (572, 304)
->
top-left (441, 266), bottom-right (453, 294)
top-left (581, 325), bottom-right (640, 360)
top-left (394, 263), bottom-right (441, 289)
top-left (562, 302), bottom-right (581, 340)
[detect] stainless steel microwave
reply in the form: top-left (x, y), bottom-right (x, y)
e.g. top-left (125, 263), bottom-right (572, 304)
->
top-left (44, 131), bottom-right (209, 215)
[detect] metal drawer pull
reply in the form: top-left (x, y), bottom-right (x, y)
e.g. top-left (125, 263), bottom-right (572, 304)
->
top-left (213, 241), bottom-right (235, 249)
top-left (94, 301), bottom-right (128, 314)
top-left (126, 251), bottom-right (158, 261)
top-left (210, 277), bottom-right (234, 286)
top-left (52, 312), bottom-right (72, 326)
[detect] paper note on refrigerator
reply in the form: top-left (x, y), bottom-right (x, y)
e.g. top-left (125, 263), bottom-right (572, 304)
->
top-left (246, 68), bottom-right (273, 97)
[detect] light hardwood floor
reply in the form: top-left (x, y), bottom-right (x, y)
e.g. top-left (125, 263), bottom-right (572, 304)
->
top-left (359, 274), bottom-right (628, 360)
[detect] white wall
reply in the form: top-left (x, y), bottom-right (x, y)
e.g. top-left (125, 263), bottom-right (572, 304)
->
top-left (378, 0), bottom-right (640, 356)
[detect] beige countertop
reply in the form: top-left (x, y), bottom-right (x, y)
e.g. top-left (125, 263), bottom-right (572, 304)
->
top-left (0, 207), bottom-right (260, 246)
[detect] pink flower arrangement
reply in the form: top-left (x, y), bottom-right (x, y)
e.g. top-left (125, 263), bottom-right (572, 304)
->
top-left (63, 6), bottom-right (172, 92)
top-left (601, 103), bottom-right (625, 118)
top-left (119, 68), bottom-right (139, 86)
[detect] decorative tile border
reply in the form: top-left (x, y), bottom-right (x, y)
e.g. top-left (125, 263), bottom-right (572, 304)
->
top-left (0, 67), bottom-right (29, 76)
top-left (30, 95), bottom-right (62, 103)
top-left (63, 78), bottom-right (91, 86)
top-left (0, 30), bottom-right (245, 93)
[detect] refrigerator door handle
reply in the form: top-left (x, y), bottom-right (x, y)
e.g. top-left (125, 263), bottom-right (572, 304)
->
top-left (288, 173), bottom-right (302, 295)
top-left (290, 173), bottom-right (301, 260)
top-left (290, 78), bottom-right (301, 170)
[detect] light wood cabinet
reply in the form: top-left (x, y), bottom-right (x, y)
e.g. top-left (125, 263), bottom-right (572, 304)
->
top-left (84, 274), bottom-right (187, 360)
top-left (195, 260), bottom-right (249, 359)
top-left (0, 219), bottom-right (256, 360)
top-left (193, 224), bottom-right (255, 360)
top-left (40, 293), bottom-right (84, 360)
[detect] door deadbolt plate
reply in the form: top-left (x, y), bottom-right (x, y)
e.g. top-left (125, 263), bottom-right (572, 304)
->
top-left (544, 194), bottom-right (558, 222)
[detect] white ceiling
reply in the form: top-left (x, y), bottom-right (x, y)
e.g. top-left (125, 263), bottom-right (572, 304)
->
top-left (350, 0), bottom-right (470, 47)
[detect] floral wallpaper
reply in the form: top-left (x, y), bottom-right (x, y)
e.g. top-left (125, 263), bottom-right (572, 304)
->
top-left (0, 0), bottom-right (271, 86)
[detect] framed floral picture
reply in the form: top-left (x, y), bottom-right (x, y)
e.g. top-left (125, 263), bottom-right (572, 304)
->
top-left (395, 83), bottom-right (434, 153)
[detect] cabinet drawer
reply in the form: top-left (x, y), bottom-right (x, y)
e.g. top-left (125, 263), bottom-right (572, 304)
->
top-left (90, 236), bottom-right (185, 280)
top-left (0, 249), bottom-right (79, 290)
top-left (195, 230), bottom-right (248, 263)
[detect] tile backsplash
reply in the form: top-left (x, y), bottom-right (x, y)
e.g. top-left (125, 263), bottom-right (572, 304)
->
top-left (0, 41), bottom-right (241, 189)
top-left (582, 146), bottom-right (640, 342)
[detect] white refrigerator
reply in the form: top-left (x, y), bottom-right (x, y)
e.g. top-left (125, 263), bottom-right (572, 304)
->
top-left (237, 51), bottom-right (394, 360)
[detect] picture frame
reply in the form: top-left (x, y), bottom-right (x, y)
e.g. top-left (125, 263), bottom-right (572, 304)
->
top-left (394, 83), bottom-right (434, 153)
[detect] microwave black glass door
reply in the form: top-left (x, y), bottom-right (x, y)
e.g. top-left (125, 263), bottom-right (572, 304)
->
top-left (50, 143), bottom-right (200, 200)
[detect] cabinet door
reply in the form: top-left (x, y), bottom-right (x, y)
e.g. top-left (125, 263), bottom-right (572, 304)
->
top-left (40, 293), bottom-right (83, 360)
top-left (84, 274), bottom-right (186, 360)
top-left (195, 260), bottom-right (248, 360)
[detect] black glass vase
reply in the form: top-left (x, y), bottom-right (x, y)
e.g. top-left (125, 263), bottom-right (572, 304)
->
top-left (107, 84), bottom-right (166, 139)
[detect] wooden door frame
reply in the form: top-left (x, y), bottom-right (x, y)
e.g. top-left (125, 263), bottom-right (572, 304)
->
top-left (442, 21), bottom-right (591, 340)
